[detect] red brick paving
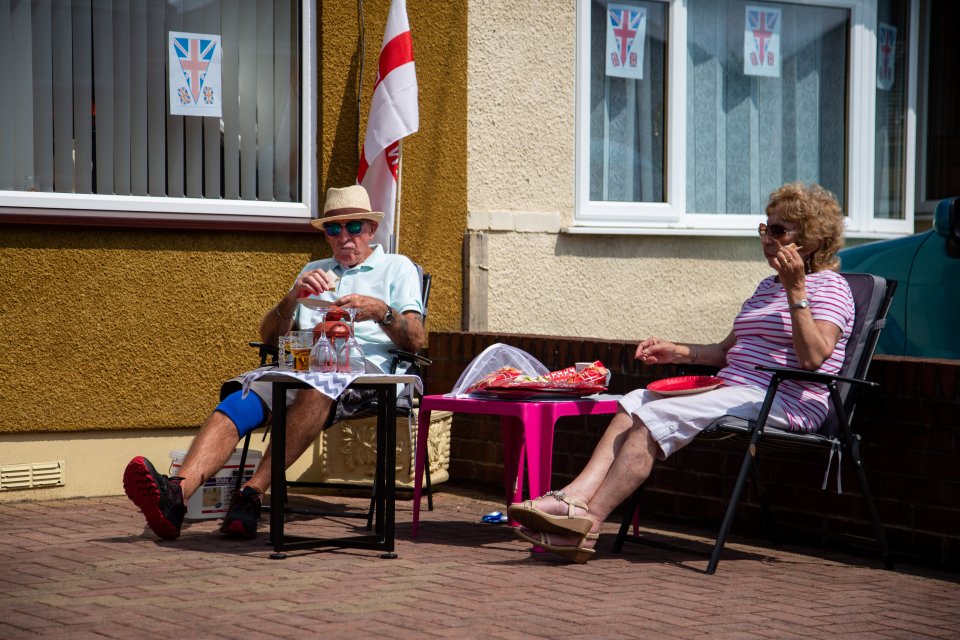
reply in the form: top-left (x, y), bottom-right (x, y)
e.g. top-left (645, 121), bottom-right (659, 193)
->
top-left (1, 485), bottom-right (959, 639)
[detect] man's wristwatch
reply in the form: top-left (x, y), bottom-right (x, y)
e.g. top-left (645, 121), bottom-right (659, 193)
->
top-left (379, 307), bottom-right (396, 326)
top-left (790, 299), bottom-right (810, 310)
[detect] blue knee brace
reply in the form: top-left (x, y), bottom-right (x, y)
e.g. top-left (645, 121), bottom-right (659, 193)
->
top-left (215, 390), bottom-right (267, 437)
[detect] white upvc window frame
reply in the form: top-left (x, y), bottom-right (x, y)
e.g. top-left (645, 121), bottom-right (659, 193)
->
top-left (0, 3), bottom-right (318, 229)
top-left (572, 0), bottom-right (917, 239)
top-left (913, 0), bottom-right (938, 218)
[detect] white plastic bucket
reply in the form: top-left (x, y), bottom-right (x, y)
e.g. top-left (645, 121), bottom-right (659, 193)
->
top-left (168, 449), bottom-right (262, 520)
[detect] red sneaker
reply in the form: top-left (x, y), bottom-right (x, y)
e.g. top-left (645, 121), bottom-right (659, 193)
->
top-left (123, 456), bottom-right (186, 540)
top-left (220, 486), bottom-right (262, 539)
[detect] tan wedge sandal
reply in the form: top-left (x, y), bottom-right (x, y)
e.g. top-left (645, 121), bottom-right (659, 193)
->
top-left (507, 490), bottom-right (593, 537)
top-left (515, 527), bottom-right (599, 564)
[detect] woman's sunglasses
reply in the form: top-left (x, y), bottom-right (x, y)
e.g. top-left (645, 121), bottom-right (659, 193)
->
top-left (323, 220), bottom-right (365, 237)
top-left (758, 223), bottom-right (795, 240)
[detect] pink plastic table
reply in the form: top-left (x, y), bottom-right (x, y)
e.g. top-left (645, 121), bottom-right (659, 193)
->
top-left (411, 394), bottom-right (621, 537)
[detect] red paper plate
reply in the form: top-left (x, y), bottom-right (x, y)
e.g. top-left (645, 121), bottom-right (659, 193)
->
top-left (647, 375), bottom-right (724, 396)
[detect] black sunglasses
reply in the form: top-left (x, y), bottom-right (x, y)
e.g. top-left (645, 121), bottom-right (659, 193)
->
top-left (758, 223), bottom-right (794, 240)
top-left (323, 220), bottom-right (365, 237)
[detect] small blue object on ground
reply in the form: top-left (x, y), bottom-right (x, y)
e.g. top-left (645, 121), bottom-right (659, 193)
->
top-left (481, 511), bottom-right (509, 524)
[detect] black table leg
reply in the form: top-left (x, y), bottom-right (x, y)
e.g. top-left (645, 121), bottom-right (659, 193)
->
top-left (379, 383), bottom-right (397, 558)
top-left (269, 381), bottom-right (287, 559)
top-left (262, 377), bottom-right (401, 558)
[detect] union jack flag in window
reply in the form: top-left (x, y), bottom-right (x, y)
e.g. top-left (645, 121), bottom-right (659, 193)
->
top-left (877, 23), bottom-right (897, 91)
top-left (168, 31), bottom-right (222, 117)
top-left (744, 5), bottom-right (781, 78)
top-left (605, 3), bottom-right (647, 81)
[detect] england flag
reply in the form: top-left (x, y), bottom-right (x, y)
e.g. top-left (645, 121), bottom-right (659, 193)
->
top-left (357, 0), bottom-right (419, 252)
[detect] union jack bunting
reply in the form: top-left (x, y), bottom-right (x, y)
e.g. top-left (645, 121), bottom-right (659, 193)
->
top-left (877, 23), bottom-right (897, 91)
top-left (175, 37), bottom-right (215, 103)
top-left (168, 31), bottom-right (223, 117)
top-left (605, 3), bottom-right (647, 80)
top-left (744, 5), bottom-right (781, 78)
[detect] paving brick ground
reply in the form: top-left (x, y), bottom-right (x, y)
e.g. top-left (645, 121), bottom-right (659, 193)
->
top-left (2, 485), bottom-right (959, 639)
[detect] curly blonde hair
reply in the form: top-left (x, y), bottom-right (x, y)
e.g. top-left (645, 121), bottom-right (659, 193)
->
top-left (766, 182), bottom-right (845, 272)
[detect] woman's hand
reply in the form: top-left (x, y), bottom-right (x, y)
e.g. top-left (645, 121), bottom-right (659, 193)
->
top-left (635, 332), bottom-right (736, 368)
top-left (635, 337), bottom-right (680, 364)
top-left (770, 242), bottom-right (843, 371)
top-left (773, 242), bottom-right (806, 293)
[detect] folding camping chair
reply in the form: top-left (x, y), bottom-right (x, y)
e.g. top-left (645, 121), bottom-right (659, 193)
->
top-left (612, 273), bottom-right (897, 574)
top-left (233, 266), bottom-right (434, 526)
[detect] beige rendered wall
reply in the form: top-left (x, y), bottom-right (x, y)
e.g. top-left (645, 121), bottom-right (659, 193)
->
top-left (467, 0), bottom-right (773, 344)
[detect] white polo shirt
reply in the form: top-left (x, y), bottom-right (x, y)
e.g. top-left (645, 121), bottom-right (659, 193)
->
top-left (292, 244), bottom-right (425, 374)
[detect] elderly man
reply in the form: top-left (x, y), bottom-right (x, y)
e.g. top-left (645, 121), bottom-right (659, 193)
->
top-left (123, 185), bottom-right (426, 540)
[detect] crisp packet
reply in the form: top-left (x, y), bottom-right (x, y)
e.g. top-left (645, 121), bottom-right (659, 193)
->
top-left (465, 366), bottom-right (525, 392)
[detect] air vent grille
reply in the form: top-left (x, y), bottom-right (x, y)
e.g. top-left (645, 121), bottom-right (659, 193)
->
top-left (0, 461), bottom-right (65, 490)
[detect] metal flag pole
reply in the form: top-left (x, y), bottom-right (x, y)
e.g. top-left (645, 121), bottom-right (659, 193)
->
top-left (393, 139), bottom-right (404, 254)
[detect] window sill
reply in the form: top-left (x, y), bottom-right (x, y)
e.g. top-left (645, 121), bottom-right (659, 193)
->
top-left (562, 224), bottom-right (909, 241)
top-left (0, 209), bottom-right (319, 233)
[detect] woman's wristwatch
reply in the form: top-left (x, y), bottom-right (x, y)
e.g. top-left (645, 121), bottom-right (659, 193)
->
top-left (790, 299), bottom-right (810, 310)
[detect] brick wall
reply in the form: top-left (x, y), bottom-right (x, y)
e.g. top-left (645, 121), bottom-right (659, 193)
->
top-left (424, 331), bottom-right (960, 570)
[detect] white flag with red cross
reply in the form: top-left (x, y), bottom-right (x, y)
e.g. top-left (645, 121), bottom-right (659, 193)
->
top-left (357, 0), bottom-right (419, 252)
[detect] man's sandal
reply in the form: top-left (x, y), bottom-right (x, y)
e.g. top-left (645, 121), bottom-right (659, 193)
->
top-left (515, 527), bottom-right (599, 564)
top-left (506, 490), bottom-right (593, 537)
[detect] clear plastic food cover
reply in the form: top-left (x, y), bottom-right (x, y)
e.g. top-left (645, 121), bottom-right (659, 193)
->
top-left (447, 343), bottom-right (550, 397)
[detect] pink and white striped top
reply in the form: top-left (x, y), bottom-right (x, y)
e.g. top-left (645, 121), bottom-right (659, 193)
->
top-left (717, 270), bottom-right (855, 432)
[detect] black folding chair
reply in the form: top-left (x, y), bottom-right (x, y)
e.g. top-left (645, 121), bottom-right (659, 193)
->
top-left (612, 273), bottom-right (897, 573)
top-left (233, 267), bottom-right (434, 526)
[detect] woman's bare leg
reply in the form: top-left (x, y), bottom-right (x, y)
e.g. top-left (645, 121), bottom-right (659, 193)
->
top-left (519, 418), bottom-right (660, 552)
top-left (561, 410), bottom-right (638, 503)
top-left (517, 411), bottom-right (652, 526)
top-left (578, 421), bottom-right (659, 526)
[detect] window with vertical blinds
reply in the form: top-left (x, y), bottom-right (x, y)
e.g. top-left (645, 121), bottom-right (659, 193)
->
top-left (574, 0), bottom-right (917, 237)
top-left (0, 0), bottom-right (309, 225)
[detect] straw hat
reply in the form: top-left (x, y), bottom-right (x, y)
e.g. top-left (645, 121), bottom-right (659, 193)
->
top-left (310, 185), bottom-right (384, 229)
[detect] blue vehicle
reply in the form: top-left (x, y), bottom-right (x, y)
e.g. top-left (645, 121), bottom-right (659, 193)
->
top-left (839, 197), bottom-right (960, 360)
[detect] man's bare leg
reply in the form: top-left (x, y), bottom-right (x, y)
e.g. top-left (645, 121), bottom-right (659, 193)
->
top-left (218, 389), bottom-right (334, 539)
top-left (123, 408), bottom-right (247, 540)
top-left (176, 411), bottom-right (246, 500)
top-left (242, 389), bottom-right (334, 494)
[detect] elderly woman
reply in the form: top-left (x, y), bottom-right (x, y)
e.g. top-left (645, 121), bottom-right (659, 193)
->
top-left (508, 182), bottom-right (855, 563)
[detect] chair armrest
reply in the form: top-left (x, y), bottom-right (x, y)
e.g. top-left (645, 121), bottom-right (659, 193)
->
top-left (678, 364), bottom-right (721, 377)
top-left (388, 349), bottom-right (432, 367)
top-left (249, 341), bottom-right (279, 365)
top-left (754, 364), bottom-right (878, 389)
